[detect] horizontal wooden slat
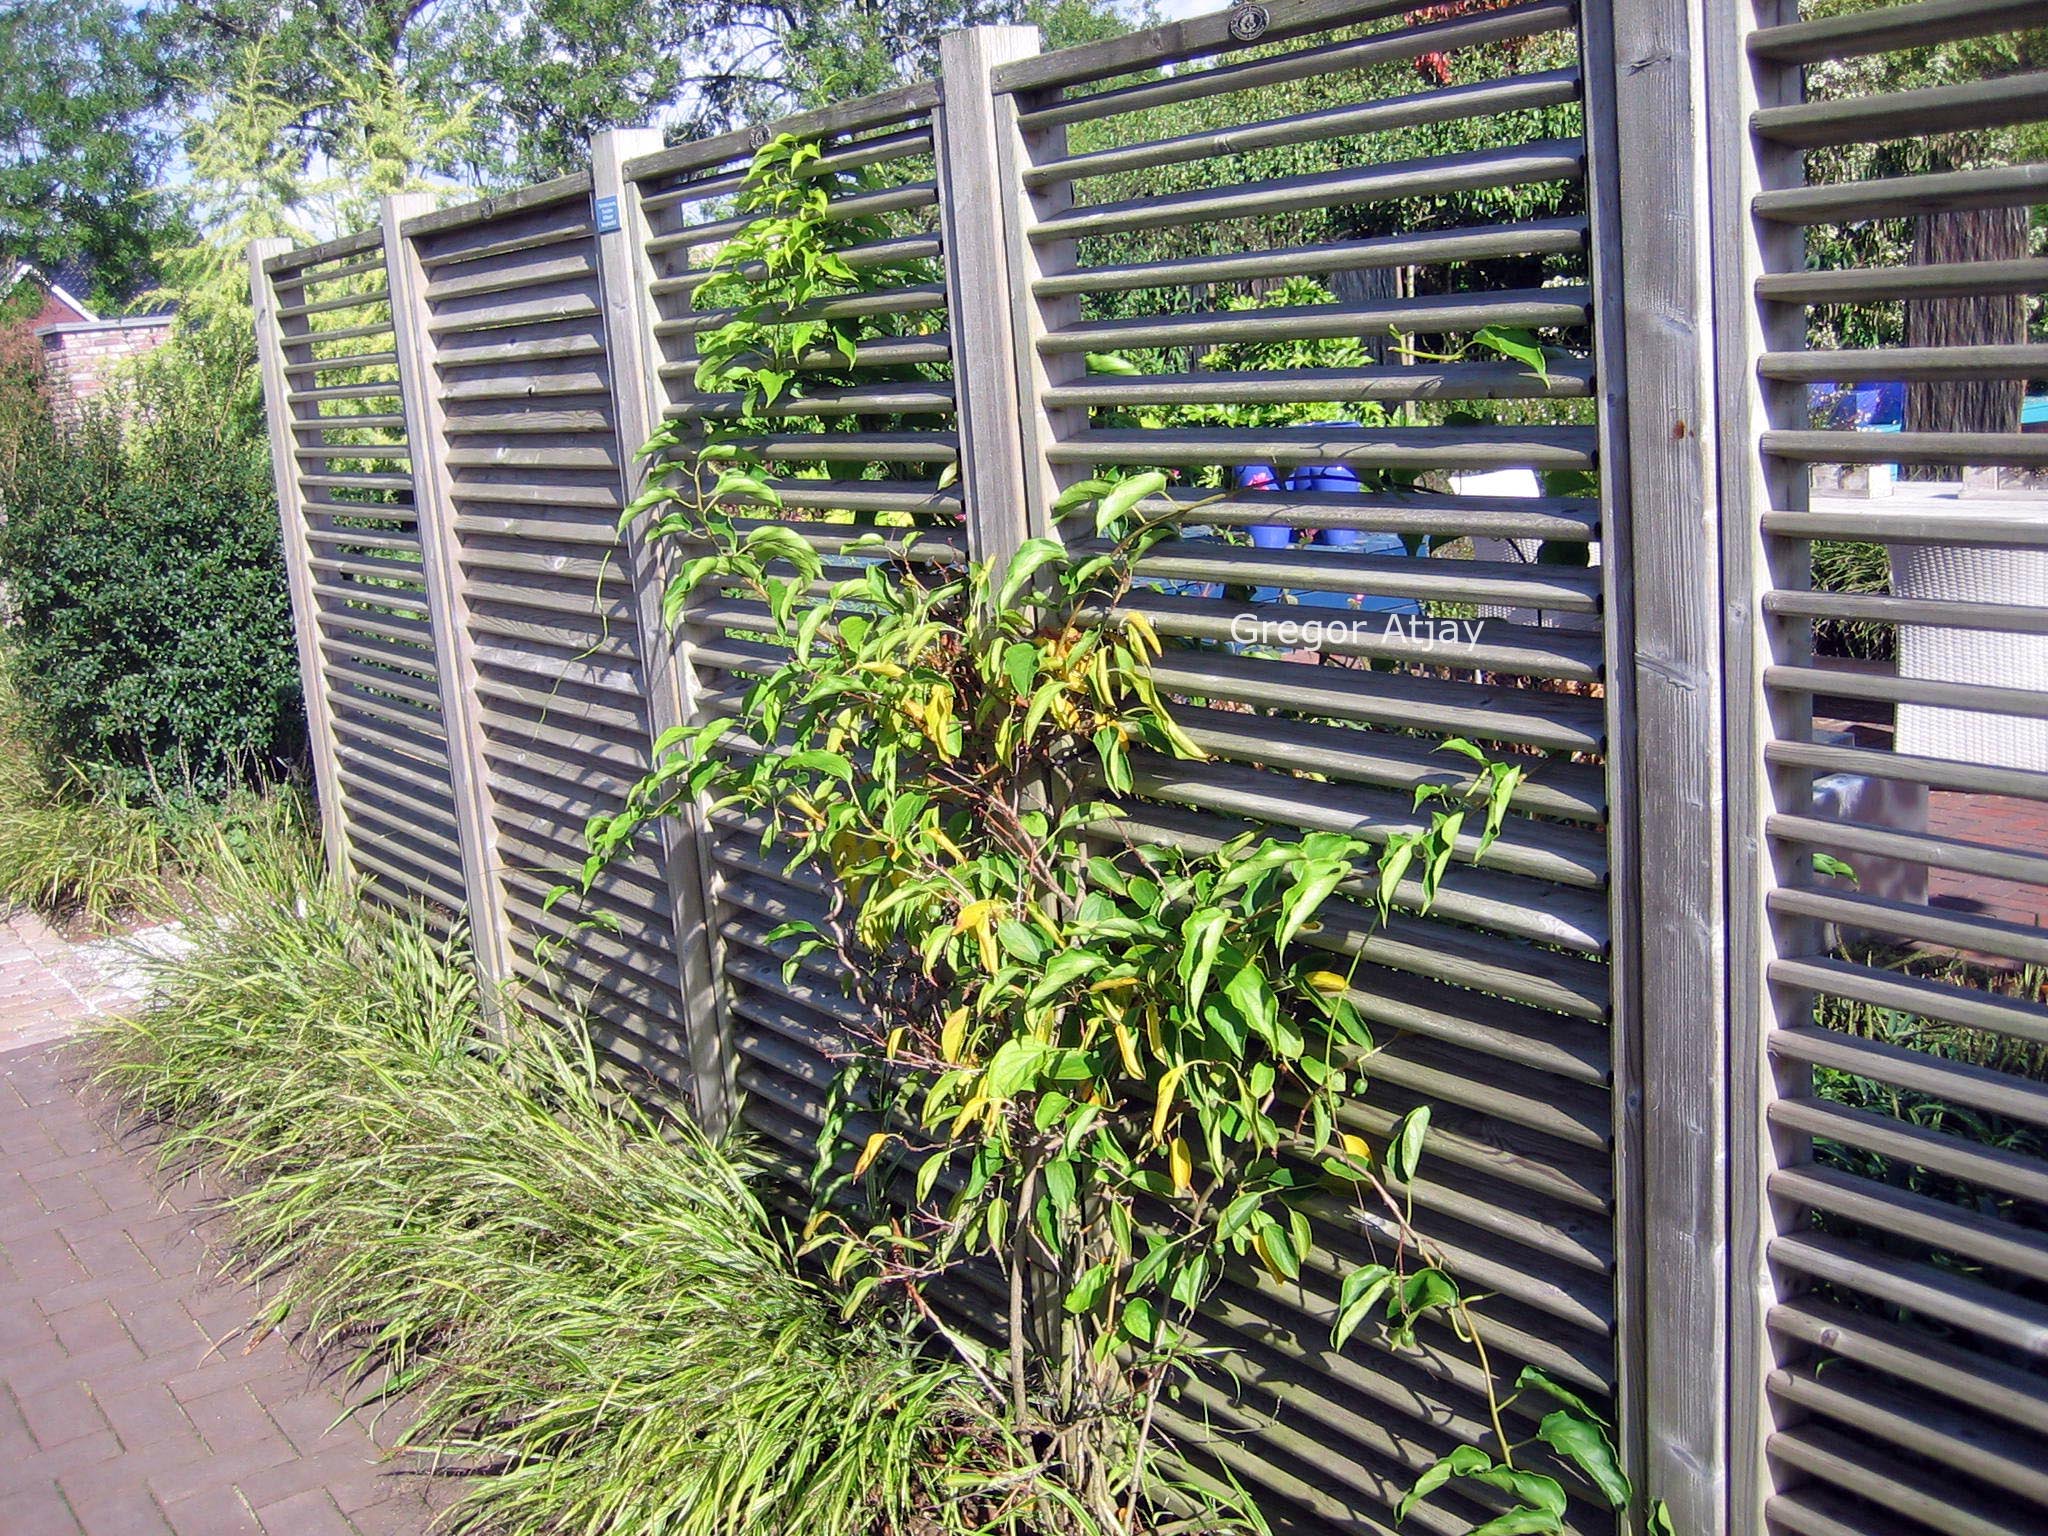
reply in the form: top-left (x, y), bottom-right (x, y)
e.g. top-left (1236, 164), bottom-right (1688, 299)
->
top-left (1770, 1027), bottom-right (2048, 1129)
top-left (1028, 68), bottom-right (1581, 187)
top-left (1769, 1095), bottom-right (2048, 1208)
top-left (1755, 163), bottom-right (2048, 225)
top-left (1761, 343), bottom-right (2048, 383)
top-left (1769, 1294), bottom-right (2048, 1437)
top-left (1042, 287), bottom-right (1590, 353)
top-left (1747, 0), bottom-right (2048, 64)
top-left (1047, 359), bottom-right (1592, 409)
top-left (1764, 429), bottom-right (2048, 467)
top-left (1033, 141), bottom-right (1584, 242)
top-left (1754, 72), bottom-right (2048, 148)
top-left (1756, 256), bottom-right (2048, 306)
top-left (1037, 217), bottom-right (1588, 297)
top-left (1768, 956), bottom-right (2048, 1049)
top-left (1011, 0), bottom-right (1575, 129)
top-left (1048, 423), bottom-right (1597, 471)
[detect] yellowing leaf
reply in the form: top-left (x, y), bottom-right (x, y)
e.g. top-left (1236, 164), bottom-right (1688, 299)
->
top-left (940, 1007), bottom-right (969, 1062)
top-left (1152, 1064), bottom-right (1186, 1143)
top-left (1123, 611), bottom-right (1163, 660)
top-left (952, 898), bottom-right (1002, 936)
top-left (951, 1093), bottom-right (990, 1138)
top-left (1169, 1137), bottom-right (1194, 1195)
top-left (1307, 970), bottom-right (1350, 995)
top-left (1341, 1133), bottom-right (1373, 1163)
top-left (1252, 1229), bottom-right (1287, 1283)
top-left (854, 1131), bottom-right (893, 1178)
top-left (1114, 1020), bottom-right (1142, 1077)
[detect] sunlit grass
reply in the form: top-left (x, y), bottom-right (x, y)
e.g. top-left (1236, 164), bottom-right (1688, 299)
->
top-left (88, 828), bottom-right (1037, 1536)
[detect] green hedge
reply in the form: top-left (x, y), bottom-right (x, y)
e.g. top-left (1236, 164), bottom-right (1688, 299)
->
top-left (0, 366), bottom-right (304, 792)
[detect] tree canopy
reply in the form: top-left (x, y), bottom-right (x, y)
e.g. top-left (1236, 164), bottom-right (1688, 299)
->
top-left (0, 0), bottom-right (180, 305)
top-left (149, 0), bottom-right (1135, 186)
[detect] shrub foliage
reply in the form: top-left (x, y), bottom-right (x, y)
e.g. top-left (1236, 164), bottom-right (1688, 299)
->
top-left (0, 367), bottom-right (303, 791)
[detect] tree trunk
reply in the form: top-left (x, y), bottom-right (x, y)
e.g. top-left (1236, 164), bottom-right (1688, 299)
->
top-left (1902, 207), bottom-right (2027, 478)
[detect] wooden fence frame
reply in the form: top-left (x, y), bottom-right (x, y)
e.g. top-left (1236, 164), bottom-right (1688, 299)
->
top-left (249, 4), bottom-right (2048, 1531)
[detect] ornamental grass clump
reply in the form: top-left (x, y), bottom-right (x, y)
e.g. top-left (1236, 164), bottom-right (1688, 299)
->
top-left (90, 823), bottom-right (1022, 1536)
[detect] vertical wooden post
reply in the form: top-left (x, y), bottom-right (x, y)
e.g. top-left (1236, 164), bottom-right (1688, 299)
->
top-left (1708, 4), bottom-right (1811, 1529)
top-left (249, 239), bottom-right (351, 879)
top-left (935, 25), bottom-right (1041, 575)
top-left (379, 193), bottom-right (516, 996)
top-left (591, 127), bottom-right (737, 1132)
top-left (989, 45), bottom-right (1089, 540)
top-left (1583, 2), bottom-right (1730, 1531)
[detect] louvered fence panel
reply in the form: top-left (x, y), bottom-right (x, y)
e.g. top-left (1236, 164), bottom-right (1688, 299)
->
top-left (1720, 4), bottom-right (2048, 1533)
top-left (396, 179), bottom-right (702, 1095)
top-left (989, 4), bottom-right (1618, 1529)
top-left (253, 233), bottom-right (470, 918)
top-left (617, 90), bottom-right (964, 1178)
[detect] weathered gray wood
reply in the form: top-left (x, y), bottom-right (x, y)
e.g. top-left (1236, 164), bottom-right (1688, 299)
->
top-left (1041, 288), bottom-right (1589, 351)
top-left (659, 182), bottom-right (938, 253)
top-left (1754, 70), bottom-right (2048, 146)
top-left (1028, 68), bottom-right (1579, 187)
top-left (1589, 0), bottom-right (1730, 1529)
top-left (382, 194), bottom-right (519, 999)
top-left (1764, 737), bottom-right (2048, 802)
top-left (1038, 217), bottom-right (1588, 296)
top-left (993, 0), bottom-right (1415, 92)
top-left (1756, 162), bottom-right (2048, 224)
top-left (1757, 255), bottom-right (2048, 305)
top-left (1031, 141), bottom-right (1583, 242)
top-left (268, 251), bottom-right (386, 288)
top-left (402, 173), bottom-right (593, 239)
top-left (594, 126), bottom-right (737, 1133)
top-left (1760, 342), bottom-right (2048, 382)
top-left (653, 282), bottom-right (947, 335)
top-left (991, 69), bottom-right (1087, 534)
top-left (1746, 0), bottom-right (2048, 64)
top-left (1763, 429), bottom-right (2048, 465)
top-left (1011, 0), bottom-right (1575, 129)
top-left (250, 239), bottom-right (353, 878)
top-left (263, 226), bottom-right (382, 275)
top-left (1047, 423), bottom-right (1596, 469)
top-left (624, 81), bottom-right (940, 184)
top-left (652, 234), bottom-right (942, 297)
top-left (1044, 359), bottom-right (1592, 408)
top-left (1763, 589), bottom-right (2048, 636)
top-left (278, 286), bottom-right (393, 321)
top-left (1708, 4), bottom-right (1816, 1531)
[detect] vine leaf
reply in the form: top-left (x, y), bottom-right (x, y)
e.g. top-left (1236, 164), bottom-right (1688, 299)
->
top-left (996, 538), bottom-right (1069, 609)
top-left (1514, 1365), bottom-right (1610, 1426)
top-left (1332, 1263), bottom-right (1393, 1351)
top-left (1387, 1105), bottom-right (1431, 1184)
top-left (1536, 1408), bottom-right (1631, 1509)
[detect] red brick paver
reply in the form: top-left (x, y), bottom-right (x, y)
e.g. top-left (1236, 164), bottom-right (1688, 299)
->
top-left (0, 911), bottom-right (130, 1056)
top-left (1, 1040), bottom-right (437, 1536)
top-left (1927, 791), bottom-right (2048, 933)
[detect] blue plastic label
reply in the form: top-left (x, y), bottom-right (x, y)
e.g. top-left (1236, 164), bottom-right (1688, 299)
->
top-left (593, 195), bottom-right (620, 234)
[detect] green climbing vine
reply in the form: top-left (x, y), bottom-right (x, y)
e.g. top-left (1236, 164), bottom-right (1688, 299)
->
top-left (592, 131), bottom-right (1665, 1536)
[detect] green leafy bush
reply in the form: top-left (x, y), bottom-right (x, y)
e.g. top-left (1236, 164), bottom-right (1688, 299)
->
top-left (90, 827), bottom-right (1034, 1536)
top-left (0, 365), bottom-right (303, 792)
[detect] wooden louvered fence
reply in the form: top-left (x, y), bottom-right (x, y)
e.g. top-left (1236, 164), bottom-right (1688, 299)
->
top-left (247, 2), bottom-right (2048, 1533)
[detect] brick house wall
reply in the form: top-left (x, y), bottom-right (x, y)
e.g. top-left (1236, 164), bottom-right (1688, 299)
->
top-left (1, 286), bottom-right (92, 371)
top-left (35, 316), bottom-right (174, 424)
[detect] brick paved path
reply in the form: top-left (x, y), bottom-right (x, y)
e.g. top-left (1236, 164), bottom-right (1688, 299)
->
top-left (0, 916), bottom-right (435, 1536)
top-left (0, 910), bottom-right (137, 1057)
